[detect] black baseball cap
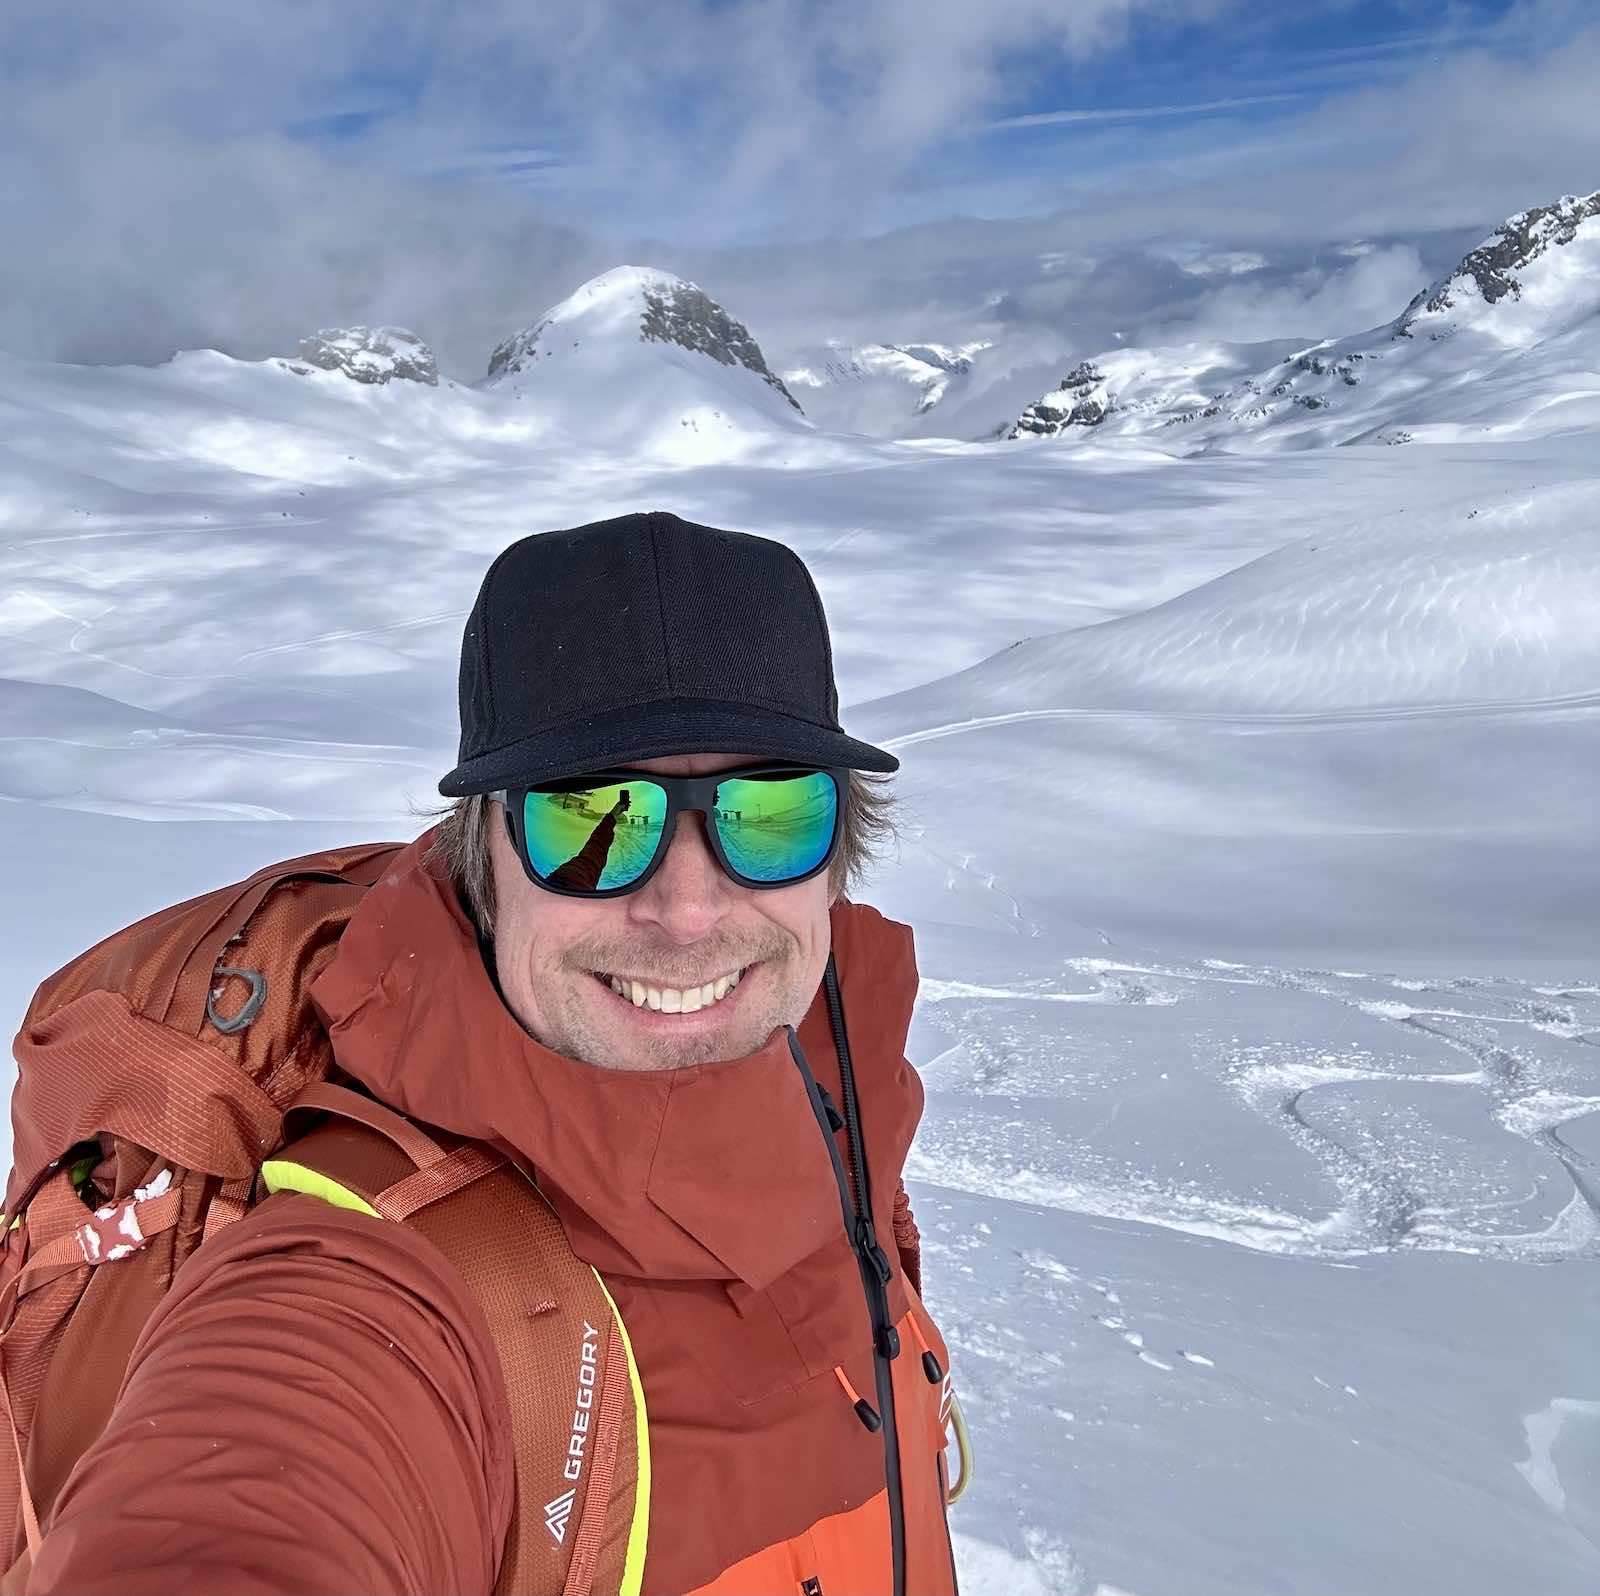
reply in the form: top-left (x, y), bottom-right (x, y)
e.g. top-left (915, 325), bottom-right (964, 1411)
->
top-left (438, 511), bottom-right (899, 796)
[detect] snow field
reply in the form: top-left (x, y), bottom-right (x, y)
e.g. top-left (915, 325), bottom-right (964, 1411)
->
top-left (1, 273), bottom-right (1598, 1590)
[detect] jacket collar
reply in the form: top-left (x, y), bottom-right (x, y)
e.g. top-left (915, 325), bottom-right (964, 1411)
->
top-left (308, 830), bottom-right (923, 1289)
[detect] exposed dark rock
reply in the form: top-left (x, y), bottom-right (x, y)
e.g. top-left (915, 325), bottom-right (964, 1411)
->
top-left (1395, 190), bottom-right (1600, 336)
top-left (1290, 350), bottom-right (1361, 385)
top-left (639, 283), bottom-right (801, 411)
top-left (1163, 403), bottom-right (1223, 427)
top-left (294, 326), bottom-right (438, 385)
top-left (1009, 361), bottom-right (1110, 438)
top-left (486, 319), bottom-right (551, 380)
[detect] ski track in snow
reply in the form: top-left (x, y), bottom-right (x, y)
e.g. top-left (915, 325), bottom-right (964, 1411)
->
top-left (911, 947), bottom-right (1600, 1263)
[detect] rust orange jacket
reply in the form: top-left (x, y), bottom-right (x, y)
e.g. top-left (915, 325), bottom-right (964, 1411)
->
top-left (27, 838), bottom-right (959, 1596)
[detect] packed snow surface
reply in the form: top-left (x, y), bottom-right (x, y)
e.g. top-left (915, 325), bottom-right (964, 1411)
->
top-left (2, 256), bottom-right (1598, 1594)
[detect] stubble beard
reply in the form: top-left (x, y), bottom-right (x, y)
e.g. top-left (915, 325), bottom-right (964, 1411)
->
top-left (533, 929), bottom-right (807, 1072)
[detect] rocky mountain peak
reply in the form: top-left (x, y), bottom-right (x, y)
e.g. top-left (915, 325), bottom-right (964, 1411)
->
top-left (636, 279), bottom-right (801, 411)
top-left (1396, 189), bottom-right (1600, 336)
top-left (485, 267), bottom-right (800, 411)
top-left (1009, 360), bottom-right (1110, 439)
top-left (288, 326), bottom-right (438, 385)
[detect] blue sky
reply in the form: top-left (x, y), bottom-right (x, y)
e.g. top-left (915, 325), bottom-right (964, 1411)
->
top-left (299, 0), bottom-right (1541, 244)
top-left (0, 0), bottom-right (1595, 371)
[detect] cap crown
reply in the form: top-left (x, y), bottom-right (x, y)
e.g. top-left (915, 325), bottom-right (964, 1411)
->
top-left (460, 511), bottom-right (839, 742)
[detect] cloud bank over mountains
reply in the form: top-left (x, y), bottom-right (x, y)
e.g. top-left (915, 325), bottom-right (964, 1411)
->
top-left (1, 2), bottom-right (1596, 382)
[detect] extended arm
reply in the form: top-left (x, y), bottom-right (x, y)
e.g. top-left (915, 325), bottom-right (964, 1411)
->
top-left (28, 1196), bottom-right (513, 1596)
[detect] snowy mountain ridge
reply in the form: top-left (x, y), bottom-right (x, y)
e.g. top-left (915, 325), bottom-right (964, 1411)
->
top-left (1396, 189), bottom-right (1600, 335)
top-left (782, 339), bottom-right (990, 434)
top-left (1007, 188), bottom-right (1600, 450)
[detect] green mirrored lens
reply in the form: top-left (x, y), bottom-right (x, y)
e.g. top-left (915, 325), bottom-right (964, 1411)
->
top-left (713, 770), bottom-right (838, 883)
top-left (522, 778), bottom-right (669, 892)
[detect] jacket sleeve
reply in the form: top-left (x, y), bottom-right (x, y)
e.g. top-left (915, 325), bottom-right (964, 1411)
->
top-left (27, 1193), bottom-right (515, 1596)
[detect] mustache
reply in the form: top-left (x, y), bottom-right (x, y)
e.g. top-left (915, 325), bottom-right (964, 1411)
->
top-left (568, 931), bottom-right (794, 987)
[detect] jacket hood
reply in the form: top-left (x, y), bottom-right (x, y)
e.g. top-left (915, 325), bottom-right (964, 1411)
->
top-left (307, 830), bottom-right (924, 1293)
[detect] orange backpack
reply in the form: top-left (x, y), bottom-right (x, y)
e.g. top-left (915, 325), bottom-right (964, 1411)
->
top-left (0, 842), bottom-right (646, 1595)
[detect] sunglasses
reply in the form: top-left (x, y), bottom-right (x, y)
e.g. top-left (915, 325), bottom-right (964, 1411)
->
top-left (495, 762), bottom-right (846, 898)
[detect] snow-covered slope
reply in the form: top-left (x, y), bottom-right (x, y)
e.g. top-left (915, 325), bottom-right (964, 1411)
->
top-left (1005, 191), bottom-right (1600, 451)
top-left (781, 340), bottom-right (988, 436)
top-left (0, 343), bottom-right (556, 497)
top-left (860, 485), bottom-right (1600, 717)
top-left (482, 266), bottom-right (811, 460)
top-left (3, 215), bottom-right (1600, 1595)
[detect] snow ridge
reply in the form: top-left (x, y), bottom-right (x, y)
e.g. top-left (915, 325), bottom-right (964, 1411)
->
top-left (1002, 189), bottom-right (1600, 451)
top-left (1397, 189), bottom-right (1600, 335)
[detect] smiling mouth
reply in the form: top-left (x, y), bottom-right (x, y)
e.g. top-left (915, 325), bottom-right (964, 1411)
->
top-left (590, 965), bottom-right (750, 1016)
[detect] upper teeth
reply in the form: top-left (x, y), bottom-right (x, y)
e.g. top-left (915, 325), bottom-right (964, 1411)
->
top-left (604, 967), bottom-right (744, 1013)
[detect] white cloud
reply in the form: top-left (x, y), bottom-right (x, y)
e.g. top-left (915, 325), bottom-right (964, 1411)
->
top-left (989, 93), bottom-right (1302, 130)
top-left (0, 0), bottom-right (1594, 381)
top-left (0, 0), bottom-right (1241, 369)
top-left (1153, 245), bottom-right (1431, 344)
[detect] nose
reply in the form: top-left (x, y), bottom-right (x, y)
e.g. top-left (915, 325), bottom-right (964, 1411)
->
top-left (626, 810), bottom-right (735, 942)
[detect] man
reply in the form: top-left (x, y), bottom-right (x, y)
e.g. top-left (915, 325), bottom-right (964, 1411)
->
top-left (19, 511), bottom-right (962, 1595)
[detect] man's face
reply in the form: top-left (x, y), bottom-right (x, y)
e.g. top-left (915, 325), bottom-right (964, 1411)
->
top-left (487, 751), bottom-right (836, 1071)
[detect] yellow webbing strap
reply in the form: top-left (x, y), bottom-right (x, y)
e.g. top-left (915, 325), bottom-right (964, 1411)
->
top-left (256, 1164), bottom-right (643, 1586)
top-left (590, 1268), bottom-right (651, 1596)
top-left (260, 1159), bottom-right (381, 1218)
top-left (261, 1156), bottom-right (649, 1590)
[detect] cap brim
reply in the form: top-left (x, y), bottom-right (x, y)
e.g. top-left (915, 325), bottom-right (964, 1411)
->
top-left (438, 697), bottom-right (899, 796)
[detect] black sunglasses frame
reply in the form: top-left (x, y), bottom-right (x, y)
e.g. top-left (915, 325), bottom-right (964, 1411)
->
top-left (494, 761), bottom-right (848, 899)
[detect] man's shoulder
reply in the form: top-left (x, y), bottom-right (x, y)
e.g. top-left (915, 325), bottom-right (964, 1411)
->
top-left (829, 896), bottom-right (917, 982)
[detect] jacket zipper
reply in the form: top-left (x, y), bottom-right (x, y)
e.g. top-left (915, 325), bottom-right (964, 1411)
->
top-left (785, 952), bottom-right (907, 1596)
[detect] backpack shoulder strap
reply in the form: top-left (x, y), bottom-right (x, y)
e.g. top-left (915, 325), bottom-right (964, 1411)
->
top-left (265, 1086), bottom-right (649, 1596)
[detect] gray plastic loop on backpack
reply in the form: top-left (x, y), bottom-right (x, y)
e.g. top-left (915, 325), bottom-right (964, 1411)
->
top-left (207, 965), bottom-right (268, 1033)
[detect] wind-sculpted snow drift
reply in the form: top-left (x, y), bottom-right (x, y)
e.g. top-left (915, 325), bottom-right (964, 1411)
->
top-left (858, 484), bottom-right (1600, 716)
